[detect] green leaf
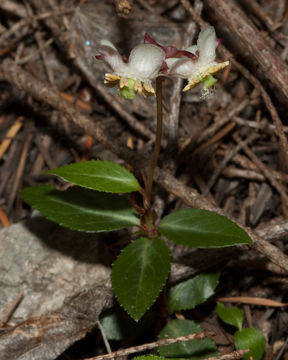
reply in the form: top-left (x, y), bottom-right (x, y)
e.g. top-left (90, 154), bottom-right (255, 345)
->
top-left (21, 185), bottom-right (140, 232)
top-left (168, 271), bottom-right (220, 313)
top-left (100, 307), bottom-right (154, 341)
top-left (158, 319), bottom-right (218, 359)
top-left (159, 209), bottom-right (252, 248)
top-left (46, 160), bottom-right (141, 193)
top-left (235, 328), bottom-right (266, 360)
top-left (216, 302), bottom-right (243, 331)
top-left (134, 357), bottom-right (165, 360)
top-left (111, 237), bottom-right (171, 321)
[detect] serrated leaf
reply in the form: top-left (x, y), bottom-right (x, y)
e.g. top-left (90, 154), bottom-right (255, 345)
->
top-left (235, 328), bottom-right (266, 360)
top-left (159, 209), bottom-right (252, 248)
top-left (46, 160), bottom-right (141, 193)
top-left (217, 302), bottom-right (243, 331)
top-left (111, 237), bottom-right (171, 321)
top-left (168, 271), bottom-right (220, 313)
top-left (21, 185), bottom-right (140, 232)
top-left (100, 307), bottom-right (154, 341)
top-left (158, 319), bottom-right (218, 359)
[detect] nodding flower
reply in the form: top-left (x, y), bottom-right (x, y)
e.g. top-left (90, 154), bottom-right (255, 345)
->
top-left (165, 26), bottom-right (229, 95)
top-left (95, 40), bottom-right (166, 99)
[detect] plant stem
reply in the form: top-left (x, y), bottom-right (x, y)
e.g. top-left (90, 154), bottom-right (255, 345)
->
top-left (145, 77), bottom-right (163, 202)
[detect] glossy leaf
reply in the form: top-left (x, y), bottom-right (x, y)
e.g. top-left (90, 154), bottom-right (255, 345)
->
top-left (100, 307), bottom-right (154, 341)
top-left (21, 185), bottom-right (140, 232)
top-left (235, 328), bottom-right (266, 360)
top-left (168, 271), bottom-right (220, 313)
top-left (217, 302), bottom-right (243, 331)
top-left (111, 237), bottom-right (171, 321)
top-left (159, 209), bottom-right (252, 248)
top-left (46, 160), bottom-right (141, 193)
top-left (158, 319), bottom-right (218, 359)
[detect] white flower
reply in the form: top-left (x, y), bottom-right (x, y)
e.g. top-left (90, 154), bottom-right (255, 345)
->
top-left (166, 26), bottom-right (229, 93)
top-left (95, 40), bottom-right (165, 99)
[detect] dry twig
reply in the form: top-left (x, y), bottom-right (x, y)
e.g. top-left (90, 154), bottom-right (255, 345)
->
top-left (206, 349), bottom-right (249, 360)
top-left (0, 289), bottom-right (24, 328)
top-left (7, 132), bottom-right (33, 210)
top-left (0, 117), bottom-right (23, 160)
top-left (0, 207), bottom-right (11, 227)
top-left (86, 332), bottom-right (204, 360)
top-left (218, 297), bottom-right (288, 307)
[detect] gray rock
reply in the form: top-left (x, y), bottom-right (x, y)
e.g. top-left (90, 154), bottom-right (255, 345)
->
top-left (0, 217), bottom-right (111, 322)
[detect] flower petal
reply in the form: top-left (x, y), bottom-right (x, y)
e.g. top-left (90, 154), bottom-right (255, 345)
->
top-left (128, 44), bottom-right (165, 80)
top-left (197, 26), bottom-right (217, 64)
top-left (96, 40), bottom-right (127, 74)
top-left (166, 58), bottom-right (198, 78)
top-left (171, 50), bottom-right (198, 60)
top-left (144, 33), bottom-right (180, 58)
top-left (144, 33), bottom-right (160, 47)
top-left (100, 39), bottom-right (118, 51)
top-left (186, 45), bottom-right (198, 55)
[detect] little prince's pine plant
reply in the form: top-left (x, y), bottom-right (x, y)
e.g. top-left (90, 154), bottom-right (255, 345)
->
top-left (21, 27), bottom-right (251, 321)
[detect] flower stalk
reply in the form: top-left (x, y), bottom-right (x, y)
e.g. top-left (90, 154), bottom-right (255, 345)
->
top-left (145, 77), bottom-right (163, 202)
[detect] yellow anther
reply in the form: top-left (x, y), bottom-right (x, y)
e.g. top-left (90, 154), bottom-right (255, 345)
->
top-left (142, 82), bottom-right (155, 96)
top-left (104, 73), bottom-right (120, 88)
top-left (119, 77), bottom-right (129, 88)
top-left (134, 80), bottom-right (143, 93)
top-left (105, 73), bottom-right (120, 82)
